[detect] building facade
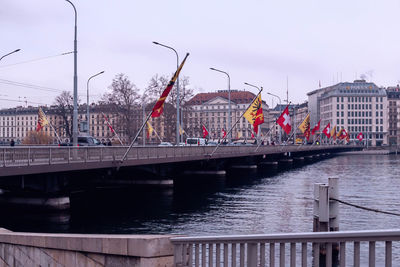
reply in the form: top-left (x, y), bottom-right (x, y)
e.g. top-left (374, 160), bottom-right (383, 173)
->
top-left (308, 80), bottom-right (388, 146)
top-left (184, 90), bottom-right (269, 140)
top-left (387, 86), bottom-right (400, 145)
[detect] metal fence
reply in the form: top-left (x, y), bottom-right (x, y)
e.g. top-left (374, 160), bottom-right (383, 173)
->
top-left (171, 229), bottom-right (400, 267)
top-left (0, 145), bottom-right (342, 168)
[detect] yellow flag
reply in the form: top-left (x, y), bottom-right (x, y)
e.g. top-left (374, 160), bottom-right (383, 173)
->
top-left (298, 114), bottom-right (310, 134)
top-left (237, 131), bottom-right (242, 139)
top-left (179, 126), bottom-right (185, 135)
top-left (36, 107), bottom-right (49, 131)
top-left (337, 128), bottom-right (343, 138)
top-left (243, 94), bottom-right (264, 126)
top-left (330, 124), bottom-right (336, 137)
top-left (146, 121), bottom-right (154, 138)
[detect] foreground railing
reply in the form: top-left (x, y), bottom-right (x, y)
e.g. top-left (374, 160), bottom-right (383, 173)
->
top-left (171, 229), bottom-right (400, 267)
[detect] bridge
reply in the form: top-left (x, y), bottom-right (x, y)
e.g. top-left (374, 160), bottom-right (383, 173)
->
top-left (1, 145), bottom-right (355, 176)
top-left (0, 145), bottom-right (358, 210)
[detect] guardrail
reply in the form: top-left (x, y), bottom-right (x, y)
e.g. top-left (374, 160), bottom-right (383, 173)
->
top-left (171, 229), bottom-right (399, 267)
top-left (0, 145), bottom-right (348, 171)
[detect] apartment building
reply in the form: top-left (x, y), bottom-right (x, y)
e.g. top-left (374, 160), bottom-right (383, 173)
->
top-left (387, 86), bottom-right (400, 145)
top-left (308, 80), bottom-right (388, 146)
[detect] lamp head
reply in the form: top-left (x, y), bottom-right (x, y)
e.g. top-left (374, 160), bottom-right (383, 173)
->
top-left (152, 41), bottom-right (160, 45)
top-left (14, 49), bottom-right (21, 53)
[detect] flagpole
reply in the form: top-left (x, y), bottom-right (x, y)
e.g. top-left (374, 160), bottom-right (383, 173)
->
top-left (41, 108), bottom-right (62, 144)
top-left (209, 86), bottom-right (263, 158)
top-left (102, 113), bottom-right (123, 145)
top-left (120, 111), bottom-right (152, 163)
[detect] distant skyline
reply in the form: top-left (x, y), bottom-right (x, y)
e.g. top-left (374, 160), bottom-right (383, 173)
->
top-left (1, 0), bottom-right (400, 109)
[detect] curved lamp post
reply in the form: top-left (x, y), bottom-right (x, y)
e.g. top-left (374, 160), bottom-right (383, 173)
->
top-left (152, 41), bottom-right (181, 145)
top-left (0, 49), bottom-right (21, 62)
top-left (210, 68), bottom-right (231, 142)
top-left (86, 71), bottom-right (104, 134)
top-left (267, 92), bottom-right (282, 144)
top-left (64, 0), bottom-right (78, 146)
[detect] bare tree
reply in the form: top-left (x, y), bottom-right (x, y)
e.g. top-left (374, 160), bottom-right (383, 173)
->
top-left (54, 91), bottom-right (75, 140)
top-left (101, 74), bottom-right (141, 142)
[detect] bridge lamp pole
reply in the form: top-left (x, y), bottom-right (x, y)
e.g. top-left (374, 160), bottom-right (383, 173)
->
top-left (86, 71), bottom-right (104, 135)
top-left (152, 41), bottom-right (181, 145)
top-left (267, 92), bottom-right (282, 144)
top-left (0, 49), bottom-right (21, 62)
top-left (210, 68), bottom-right (231, 143)
top-left (64, 0), bottom-right (78, 146)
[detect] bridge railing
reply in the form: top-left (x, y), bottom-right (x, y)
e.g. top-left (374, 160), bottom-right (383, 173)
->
top-left (171, 229), bottom-right (400, 267)
top-left (1, 145), bottom-right (345, 167)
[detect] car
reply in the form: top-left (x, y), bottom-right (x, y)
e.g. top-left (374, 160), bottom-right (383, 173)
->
top-left (158, 142), bottom-right (173, 147)
top-left (77, 136), bottom-right (103, 146)
top-left (206, 141), bottom-right (218, 146)
top-left (185, 138), bottom-right (206, 146)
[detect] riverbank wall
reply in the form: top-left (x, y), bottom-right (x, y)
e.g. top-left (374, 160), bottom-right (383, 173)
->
top-left (0, 228), bottom-right (175, 266)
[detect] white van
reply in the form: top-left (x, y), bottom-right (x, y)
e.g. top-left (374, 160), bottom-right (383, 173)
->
top-left (185, 138), bottom-right (206, 146)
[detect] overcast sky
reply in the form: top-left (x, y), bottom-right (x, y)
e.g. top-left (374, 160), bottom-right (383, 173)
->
top-left (1, 0), bottom-right (400, 109)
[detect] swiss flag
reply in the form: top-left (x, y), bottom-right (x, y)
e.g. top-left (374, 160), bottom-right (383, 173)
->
top-left (322, 123), bottom-right (331, 138)
top-left (202, 125), bottom-right (209, 138)
top-left (221, 128), bottom-right (227, 138)
top-left (357, 132), bottom-right (363, 141)
top-left (276, 106), bottom-right (291, 134)
top-left (311, 120), bottom-right (320, 135)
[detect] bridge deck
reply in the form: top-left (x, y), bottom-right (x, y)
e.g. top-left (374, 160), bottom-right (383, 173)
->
top-left (0, 145), bottom-right (351, 177)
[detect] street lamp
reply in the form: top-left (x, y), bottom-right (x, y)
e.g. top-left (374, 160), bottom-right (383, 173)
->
top-left (210, 68), bottom-right (231, 142)
top-left (0, 49), bottom-right (21, 62)
top-left (267, 92), bottom-right (282, 144)
top-left (64, 0), bottom-right (78, 146)
top-left (86, 71), bottom-right (104, 135)
top-left (152, 41), bottom-right (181, 145)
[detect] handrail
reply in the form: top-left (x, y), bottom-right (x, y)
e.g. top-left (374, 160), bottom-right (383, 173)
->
top-left (170, 229), bottom-right (400, 243)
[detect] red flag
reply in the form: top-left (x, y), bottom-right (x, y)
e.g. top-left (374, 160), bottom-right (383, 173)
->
top-left (276, 106), bottom-right (291, 134)
top-left (311, 120), bottom-right (320, 135)
top-left (151, 53), bottom-right (189, 118)
top-left (221, 128), bottom-right (227, 138)
top-left (322, 123), bottom-right (331, 138)
top-left (103, 113), bottom-right (115, 133)
top-left (251, 132), bottom-right (255, 139)
top-left (339, 129), bottom-right (348, 140)
top-left (357, 132), bottom-right (363, 141)
top-left (202, 125), bottom-right (209, 138)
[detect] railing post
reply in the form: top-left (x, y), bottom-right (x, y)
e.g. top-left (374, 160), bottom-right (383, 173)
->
top-left (174, 244), bottom-right (184, 267)
top-left (49, 147), bottom-right (51, 164)
top-left (247, 243), bottom-right (257, 267)
top-left (27, 147), bottom-right (30, 166)
top-left (2, 148), bottom-right (5, 167)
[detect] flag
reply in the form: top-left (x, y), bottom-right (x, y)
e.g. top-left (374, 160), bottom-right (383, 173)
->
top-left (237, 131), bottom-right (242, 139)
top-left (276, 106), bottom-right (291, 134)
top-left (36, 107), bottom-right (49, 132)
top-left (151, 53), bottom-right (190, 118)
top-left (251, 132), bottom-right (255, 139)
top-left (202, 125), bottom-right (209, 138)
top-left (179, 126), bottom-right (185, 135)
top-left (336, 128), bottom-right (343, 139)
top-left (322, 123), bottom-right (331, 138)
top-left (338, 128), bottom-right (348, 140)
top-left (243, 94), bottom-right (264, 134)
top-left (221, 128), bottom-right (227, 138)
top-left (298, 114), bottom-right (310, 141)
top-left (146, 121), bottom-right (154, 139)
top-left (311, 120), bottom-right (320, 135)
top-left (331, 125), bottom-right (337, 140)
top-left (103, 113), bottom-right (115, 133)
top-left (357, 132), bottom-right (363, 141)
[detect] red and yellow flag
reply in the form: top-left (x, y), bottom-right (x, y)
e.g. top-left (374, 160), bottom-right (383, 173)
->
top-left (151, 53), bottom-right (190, 118)
top-left (243, 94), bottom-right (264, 134)
top-left (298, 114), bottom-right (310, 140)
top-left (36, 107), bottom-right (49, 132)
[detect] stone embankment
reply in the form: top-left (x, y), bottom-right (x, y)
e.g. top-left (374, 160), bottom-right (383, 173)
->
top-left (0, 228), bottom-right (175, 266)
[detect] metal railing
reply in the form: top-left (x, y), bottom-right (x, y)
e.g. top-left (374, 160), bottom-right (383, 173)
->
top-left (0, 145), bottom-right (344, 169)
top-left (171, 229), bottom-right (400, 267)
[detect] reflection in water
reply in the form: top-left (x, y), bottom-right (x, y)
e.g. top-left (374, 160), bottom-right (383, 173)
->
top-left (0, 155), bottom-right (399, 237)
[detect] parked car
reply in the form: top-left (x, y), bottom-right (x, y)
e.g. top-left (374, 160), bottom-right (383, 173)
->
top-left (206, 141), bottom-right (218, 146)
top-left (158, 142), bottom-right (173, 147)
